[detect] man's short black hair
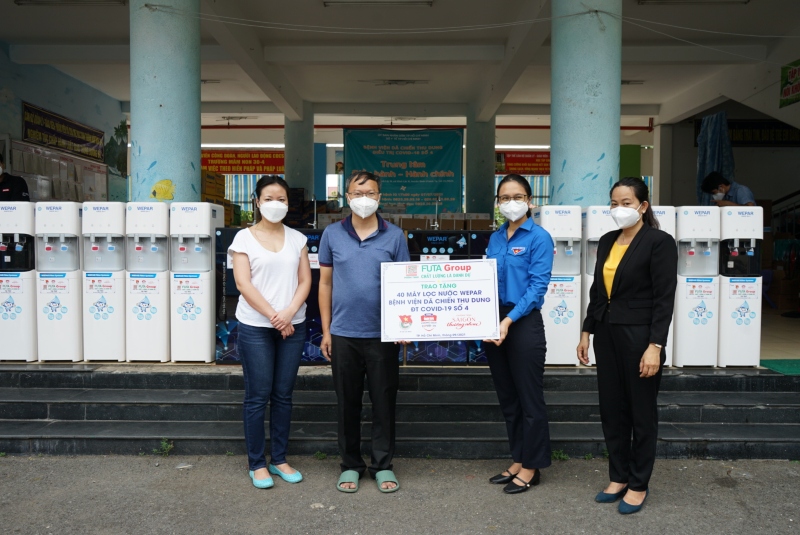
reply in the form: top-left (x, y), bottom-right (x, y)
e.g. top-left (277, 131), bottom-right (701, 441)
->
top-left (701, 171), bottom-right (730, 194)
top-left (346, 171), bottom-right (381, 193)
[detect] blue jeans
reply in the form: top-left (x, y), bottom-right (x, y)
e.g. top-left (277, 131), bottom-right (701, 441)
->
top-left (237, 322), bottom-right (306, 471)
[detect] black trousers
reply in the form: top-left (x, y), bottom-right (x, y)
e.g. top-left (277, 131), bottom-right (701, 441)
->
top-left (485, 308), bottom-right (552, 470)
top-left (330, 335), bottom-right (399, 478)
top-left (594, 315), bottom-right (665, 492)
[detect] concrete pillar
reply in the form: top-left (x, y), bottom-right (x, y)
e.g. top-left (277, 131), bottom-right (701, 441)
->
top-left (550, 0), bottom-right (622, 206)
top-left (653, 124), bottom-right (673, 205)
top-left (284, 101), bottom-right (315, 199)
top-left (129, 0), bottom-right (201, 202)
top-left (465, 114), bottom-right (496, 213)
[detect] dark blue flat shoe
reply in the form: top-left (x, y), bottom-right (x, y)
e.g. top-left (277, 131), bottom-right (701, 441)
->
top-left (618, 489), bottom-right (648, 514)
top-left (595, 485), bottom-right (628, 503)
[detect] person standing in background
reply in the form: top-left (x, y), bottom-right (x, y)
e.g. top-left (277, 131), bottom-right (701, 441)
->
top-left (701, 172), bottom-right (755, 207)
top-left (0, 154), bottom-right (30, 202)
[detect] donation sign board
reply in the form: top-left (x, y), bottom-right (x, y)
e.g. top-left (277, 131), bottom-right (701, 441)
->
top-left (344, 128), bottom-right (463, 214)
top-left (381, 259), bottom-right (499, 342)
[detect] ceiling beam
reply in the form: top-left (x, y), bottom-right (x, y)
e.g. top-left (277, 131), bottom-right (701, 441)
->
top-left (10, 44), bottom-right (231, 65)
top-left (658, 25), bottom-right (800, 128)
top-left (199, 0), bottom-right (305, 120)
top-left (11, 42), bottom-right (766, 68)
top-left (529, 45), bottom-right (768, 65)
top-left (497, 104), bottom-right (661, 116)
top-left (120, 101), bottom-right (660, 118)
top-left (473, 0), bottom-right (551, 122)
top-left (263, 45), bottom-right (505, 64)
top-left (314, 103), bottom-right (468, 117)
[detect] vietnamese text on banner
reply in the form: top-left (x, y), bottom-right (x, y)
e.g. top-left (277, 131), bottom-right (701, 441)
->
top-left (344, 129), bottom-right (464, 214)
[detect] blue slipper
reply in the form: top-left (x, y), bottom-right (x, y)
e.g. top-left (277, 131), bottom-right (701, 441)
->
top-left (268, 464), bottom-right (303, 484)
top-left (619, 489), bottom-right (648, 514)
top-left (595, 485), bottom-right (628, 503)
top-left (249, 470), bottom-right (274, 489)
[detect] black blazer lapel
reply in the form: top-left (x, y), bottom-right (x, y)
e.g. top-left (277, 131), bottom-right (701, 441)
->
top-left (610, 224), bottom-right (650, 297)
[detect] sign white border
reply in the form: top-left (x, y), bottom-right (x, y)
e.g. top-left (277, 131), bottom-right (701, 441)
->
top-left (381, 259), bottom-right (499, 342)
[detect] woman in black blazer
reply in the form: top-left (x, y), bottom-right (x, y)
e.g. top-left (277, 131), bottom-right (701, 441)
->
top-left (576, 177), bottom-right (677, 515)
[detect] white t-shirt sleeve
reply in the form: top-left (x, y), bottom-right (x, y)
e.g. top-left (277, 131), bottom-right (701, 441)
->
top-left (227, 229), bottom-right (249, 267)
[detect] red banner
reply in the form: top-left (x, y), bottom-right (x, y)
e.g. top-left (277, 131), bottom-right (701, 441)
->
top-left (201, 150), bottom-right (285, 174)
top-left (495, 151), bottom-right (550, 175)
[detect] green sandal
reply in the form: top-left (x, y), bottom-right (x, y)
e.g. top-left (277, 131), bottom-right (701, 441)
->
top-left (337, 470), bottom-right (360, 493)
top-left (375, 470), bottom-right (400, 493)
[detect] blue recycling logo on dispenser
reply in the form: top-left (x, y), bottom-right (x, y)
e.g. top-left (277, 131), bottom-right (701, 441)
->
top-left (177, 296), bottom-right (202, 321)
top-left (132, 295), bottom-right (158, 321)
top-left (688, 300), bottom-right (713, 325)
top-left (1, 296), bottom-right (22, 321)
top-left (42, 295), bottom-right (68, 321)
top-left (731, 300), bottom-right (757, 326)
top-left (549, 300), bottom-right (575, 325)
top-left (89, 295), bottom-right (114, 321)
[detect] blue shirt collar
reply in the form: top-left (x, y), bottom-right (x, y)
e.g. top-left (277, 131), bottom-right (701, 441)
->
top-left (499, 216), bottom-right (535, 234)
top-left (341, 213), bottom-right (388, 241)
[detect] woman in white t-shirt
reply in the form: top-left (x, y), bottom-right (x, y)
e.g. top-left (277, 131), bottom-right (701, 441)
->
top-left (228, 175), bottom-right (311, 489)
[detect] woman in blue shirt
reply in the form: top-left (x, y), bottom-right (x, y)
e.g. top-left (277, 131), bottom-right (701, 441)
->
top-left (484, 174), bottom-right (554, 494)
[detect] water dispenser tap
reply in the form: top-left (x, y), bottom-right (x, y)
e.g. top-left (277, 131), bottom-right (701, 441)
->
top-left (14, 234), bottom-right (22, 252)
top-left (688, 239), bottom-right (696, 256)
top-left (702, 240), bottom-right (711, 256)
top-left (44, 235), bottom-right (52, 252)
top-left (91, 234), bottom-right (99, 252)
top-left (193, 235), bottom-right (202, 253)
top-left (565, 238), bottom-right (574, 256)
top-left (731, 238), bottom-right (740, 257)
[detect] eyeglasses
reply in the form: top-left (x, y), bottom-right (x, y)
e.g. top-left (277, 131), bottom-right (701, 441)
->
top-left (497, 195), bottom-right (529, 204)
top-left (347, 192), bottom-right (379, 199)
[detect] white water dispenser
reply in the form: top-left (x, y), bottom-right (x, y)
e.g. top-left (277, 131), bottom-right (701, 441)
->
top-left (581, 206), bottom-right (616, 365)
top-left (673, 206), bottom-right (720, 367)
top-left (170, 202), bottom-right (222, 362)
top-left (534, 206), bottom-right (582, 365)
top-left (126, 203), bottom-right (170, 362)
top-left (652, 206), bottom-right (677, 367)
top-left (82, 202), bottom-right (126, 361)
top-left (35, 202), bottom-right (83, 361)
top-left (0, 202), bottom-right (37, 361)
top-left (718, 206), bottom-right (763, 367)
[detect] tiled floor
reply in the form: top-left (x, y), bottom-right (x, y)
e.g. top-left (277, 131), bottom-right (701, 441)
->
top-left (760, 306), bottom-right (800, 360)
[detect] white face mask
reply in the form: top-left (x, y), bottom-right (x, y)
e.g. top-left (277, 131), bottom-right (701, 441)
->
top-left (610, 203), bottom-right (643, 229)
top-left (349, 196), bottom-right (379, 219)
top-left (258, 200), bottom-right (288, 223)
top-left (499, 200), bottom-right (528, 222)
top-left (712, 192), bottom-right (725, 201)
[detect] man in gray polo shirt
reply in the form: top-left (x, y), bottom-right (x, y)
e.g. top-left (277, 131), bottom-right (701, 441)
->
top-left (319, 171), bottom-right (410, 494)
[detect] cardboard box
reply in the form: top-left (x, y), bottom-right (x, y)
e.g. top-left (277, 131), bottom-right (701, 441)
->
top-left (215, 181), bottom-right (226, 198)
top-left (438, 219), bottom-right (465, 230)
top-left (439, 212), bottom-right (466, 220)
top-left (465, 213), bottom-right (491, 220)
top-left (467, 219), bottom-right (493, 230)
top-left (400, 218), bottom-right (425, 231)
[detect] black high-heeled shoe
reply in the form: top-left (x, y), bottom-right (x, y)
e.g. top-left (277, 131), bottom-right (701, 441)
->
top-left (503, 470), bottom-right (540, 494)
top-left (489, 471), bottom-right (518, 484)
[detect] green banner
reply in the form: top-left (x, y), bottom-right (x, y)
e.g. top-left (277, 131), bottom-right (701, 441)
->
top-left (780, 59), bottom-right (800, 109)
top-left (344, 129), bottom-right (464, 214)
